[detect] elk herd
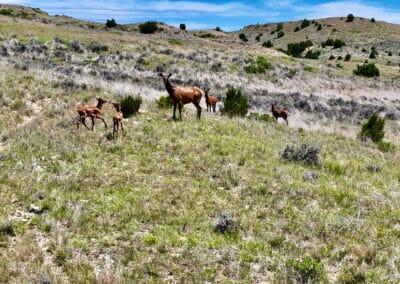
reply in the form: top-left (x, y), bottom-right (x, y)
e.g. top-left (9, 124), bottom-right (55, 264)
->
top-left (76, 72), bottom-right (289, 134)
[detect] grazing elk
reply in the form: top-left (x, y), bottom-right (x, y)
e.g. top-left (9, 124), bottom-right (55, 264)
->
top-left (76, 97), bottom-right (108, 130)
top-left (204, 88), bottom-right (218, 113)
top-left (271, 102), bottom-right (289, 125)
top-left (159, 73), bottom-right (202, 120)
top-left (112, 102), bottom-right (123, 136)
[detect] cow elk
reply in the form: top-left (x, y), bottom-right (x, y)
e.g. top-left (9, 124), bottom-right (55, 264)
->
top-left (159, 73), bottom-right (202, 120)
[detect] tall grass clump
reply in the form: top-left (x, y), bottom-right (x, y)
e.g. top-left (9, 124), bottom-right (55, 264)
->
top-left (222, 87), bottom-right (248, 117)
top-left (359, 113), bottom-right (385, 143)
top-left (121, 96), bottom-right (142, 117)
top-left (281, 144), bottom-right (322, 167)
top-left (353, 63), bottom-right (380, 77)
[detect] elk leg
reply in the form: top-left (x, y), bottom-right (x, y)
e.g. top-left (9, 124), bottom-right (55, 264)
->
top-left (193, 101), bottom-right (201, 119)
top-left (81, 117), bottom-right (90, 130)
top-left (212, 105), bottom-right (216, 113)
top-left (173, 103), bottom-right (177, 120)
top-left (120, 121), bottom-right (124, 133)
top-left (91, 116), bottom-right (95, 130)
top-left (178, 103), bottom-right (183, 121)
top-left (100, 116), bottom-right (108, 128)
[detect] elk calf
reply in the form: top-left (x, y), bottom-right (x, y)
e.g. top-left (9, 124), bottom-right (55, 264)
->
top-left (76, 97), bottom-right (108, 130)
top-left (112, 102), bottom-right (123, 136)
top-left (271, 102), bottom-right (289, 125)
top-left (204, 88), bottom-right (218, 113)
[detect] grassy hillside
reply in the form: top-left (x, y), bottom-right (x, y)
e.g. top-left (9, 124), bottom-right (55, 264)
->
top-left (1, 4), bottom-right (400, 283)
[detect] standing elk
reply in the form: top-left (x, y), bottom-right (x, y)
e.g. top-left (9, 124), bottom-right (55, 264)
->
top-left (159, 73), bottom-right (202, 120)
top-left (76, 97), bottom-right (108, 130)
top-left (204, 88), bottom-right (218, 113)
top-left (271, 102), bottom-right (289, 125)
top-left (112, 102), bottom-right (123, 136)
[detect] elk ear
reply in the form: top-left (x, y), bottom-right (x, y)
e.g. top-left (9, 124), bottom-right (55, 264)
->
top-left (167, 73), bottom-right (172, 78)
top-left (158, 73), bottom-right (163, 77)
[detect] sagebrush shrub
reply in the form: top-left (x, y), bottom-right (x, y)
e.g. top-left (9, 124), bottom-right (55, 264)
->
top-left (214, 211), bottom-right (237, 234)
top-left (360, 113), bottom-right (385, 143)
top-left (156, 95), bottom-right (173, 109)
top-left (223, 87), bottom-right (248, 117)
top-left (121, 96), bottom-right (142, 117)
top-left (281, 144), bottom-right (322, 167)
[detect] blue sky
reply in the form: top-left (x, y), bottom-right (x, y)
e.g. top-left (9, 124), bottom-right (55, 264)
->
top-left (4, 0), bottom-right (400, 31)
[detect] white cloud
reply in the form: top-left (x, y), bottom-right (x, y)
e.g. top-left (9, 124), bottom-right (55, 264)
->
top-left (303, 1), bottom-right (400, 24)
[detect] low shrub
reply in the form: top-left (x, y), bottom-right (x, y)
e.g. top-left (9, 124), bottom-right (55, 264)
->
top-left (156, 95), bottom-right (173, 109)
top-left (262, 40), bottom-right (273, 48)
top-left (105, 18), bottom-right (117, 28)
top-left (287, 40), bottom-right (313, 57)
top-left (277, 31), bottom-right (285, 38)
top-left (276, 23), bottom-right (284, 31)
top-left (0, 9), bottom-right (13, 16)
top-left (286, 257), bottom-right (325, 283)
top-left (179, 23), bottom-right (186, 30)
top-left (360, 113), bottom-right (385, 143)
top-left (239, 33), bottom-right (248, 42)
top-left (281, 144), bottom-right (322, 167)
top-left (305, 50), bottom-right (321, 59)
top-left (353, 63), bottom-right (380, 77)
top-left (223, 87), bottom-right (248, 117)
top-left (248, 112), bottom-right (273, 122)
top-left (300, 18), bottom-right (310, 29)
top-left (244, 56), bottom-right (272, 74)
top-left (214, 211), bottom-right (238, 234)
top-left (347, 14), bottom-right (355, 22)
top-left (121, 95), bottom-right (142, 117)
top-left (344, 53), bottom-right (351, 61)
top-left (255, 33), bottom-right (263, 42)
top-left (377, 141), bottom-right (397, 152)
top-left (139, 21), bottom-right (158, 34)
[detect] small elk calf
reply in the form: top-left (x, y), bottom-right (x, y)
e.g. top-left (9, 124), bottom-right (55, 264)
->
top-left (76, 97), bottom-right (108, 130)
top-left (112, 102), bottom-right (123, 136)
top-left (271, 102), bottom-right (289, 125)
top-left (204, 88), bottom-right (218, 113)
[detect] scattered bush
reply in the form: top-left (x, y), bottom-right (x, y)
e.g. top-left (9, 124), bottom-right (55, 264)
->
top-left (0, 9), bottom-right (13, 16)
top-left (139, 21), bottom-right (158, 34)
top-left (361, 47), bottom-right (367, 53)
top-left (333, 39), bottom-right (346, 48)
top-left (286, 257), bottom-right (325, 283)
top-left (329, 55), bottom-right (335, 60)
top-left (223, 87), bottom-right (248, 117)
top-left (353, 63), bottom-right (380, 77)
top-left (244, 56), bottom-right (272, 74)
top-left (360, 113), bottom-right (385, 143)
top-left (305, 50), bottom-right (321, 59)
top-left (301, 18), bottom-right (310, 29)
top-left (344, 53), bottom-right (351, 61)
top-left (239, 33), bottom-right (248, 42)
top-left (338, 266), bottom-right (366, 284)
top-left (156, 95), bottom-right (173, 109)
top-left (276, 23), bottom-right (284, 31)
top-left (255, 33), bottom-right (263, 42)
top-left (214, 211), bottom-right (238, 234)
top-left (277, 31), bottom-right (285, 38)
top-left (317, 23), bottom-right (322, 31)
top-left (262, 40), bottom-right (273, 48)
top-left (370, 47), bottom-right (378, 58)
top-left (215, 26), bottom-right (222, 32)
top-left (287, 40), bottom-right (313, 57)
top-left (371, 17), bottom-right (376, 23)
top-left (179, 23), bottom-right (186, 30)
top-left (294, 26), bottom-right (300, 32)
top-left (105, 18), bottom-right (117, 28)
top-left (346, 14), bottom-right (355, 22)
top-left (281, 144), bottom-right (322, 167)
top-left (121, 95), bottom-right (142, 117)
top-left (0, 219), bottom-right (16, 236)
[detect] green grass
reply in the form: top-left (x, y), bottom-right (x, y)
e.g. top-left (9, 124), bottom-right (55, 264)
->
top-left (1, 79), bottom-right (400, 281)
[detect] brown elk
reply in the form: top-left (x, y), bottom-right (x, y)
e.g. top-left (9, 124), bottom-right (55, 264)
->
top-left (112, 102), bottom-right (123, 136)
top-left (76, 97), bottom-right (108, 130)
top-left (159, 73), bottom-right (202, 120)
top-left (271, 102), bottom-right (289, 125)
top-left (204, 88), bottom-right (218, 113)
